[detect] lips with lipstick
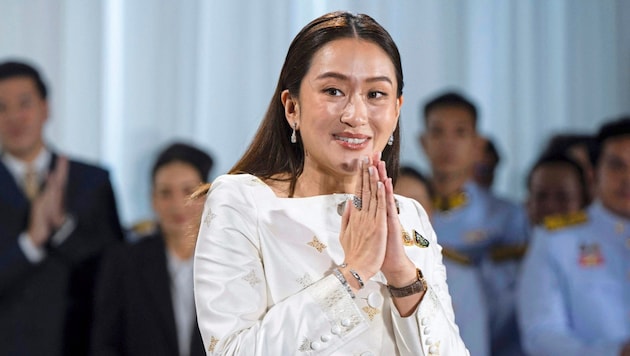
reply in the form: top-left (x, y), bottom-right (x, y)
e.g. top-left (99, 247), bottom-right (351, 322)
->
top-left (334, 133), bottom-right (370, 149)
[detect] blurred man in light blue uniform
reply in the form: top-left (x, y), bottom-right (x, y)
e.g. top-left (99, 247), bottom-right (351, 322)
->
top-left (518, 117), bottom-right (630, 356)
top-left (420, 91), bottom-right (526, 356)
top-left (483, 152), bottom-right (590, 355)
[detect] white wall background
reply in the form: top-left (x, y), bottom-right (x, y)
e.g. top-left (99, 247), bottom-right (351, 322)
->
top-left (1, 0), bottom-right (628, 225)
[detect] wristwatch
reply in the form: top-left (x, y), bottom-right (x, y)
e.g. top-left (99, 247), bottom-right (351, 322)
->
top-left (387, 268), bottom-right (427, 298)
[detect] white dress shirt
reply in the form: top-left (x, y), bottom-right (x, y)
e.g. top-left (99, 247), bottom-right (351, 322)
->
top-left (167, 249), bottom-right (195, 356)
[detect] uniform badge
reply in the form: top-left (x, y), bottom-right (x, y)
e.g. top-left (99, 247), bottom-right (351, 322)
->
top-left (578, 243), bottom-right (604, 267)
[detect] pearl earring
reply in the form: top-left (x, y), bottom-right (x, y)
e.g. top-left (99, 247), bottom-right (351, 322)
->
top-left (387, 134), bottom-right (394, 146)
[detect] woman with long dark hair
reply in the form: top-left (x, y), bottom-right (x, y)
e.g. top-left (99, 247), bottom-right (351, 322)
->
top-left (193, 11), bottom-right (468, 355)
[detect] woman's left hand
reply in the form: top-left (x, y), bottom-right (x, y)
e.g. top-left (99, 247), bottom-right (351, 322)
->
top-left (374, 159), bottom-right (417, 287)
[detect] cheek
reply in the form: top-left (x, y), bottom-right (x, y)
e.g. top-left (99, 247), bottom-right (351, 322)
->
top-left (185, 203), bottom-right (204, 217)
top-left (307, 99), bottom-right (342, 119)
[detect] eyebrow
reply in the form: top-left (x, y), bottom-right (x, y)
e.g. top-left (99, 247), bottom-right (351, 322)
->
top-left (315, 72), bottom-right (393, 86)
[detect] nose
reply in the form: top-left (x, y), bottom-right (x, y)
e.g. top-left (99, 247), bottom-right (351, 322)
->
top-left (339, 95), bottom-right (367, 127)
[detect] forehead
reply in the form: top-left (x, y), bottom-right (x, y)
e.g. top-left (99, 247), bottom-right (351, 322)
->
top-left (601, 135), bottom-right (630, 159)
top-left (532, 163), bottom-right (579, 184)
top-left (154, 161), bottom-right (201, 181)
top-left (426, 106), bottom-right (475, 129)
top-left (0, 76), bottom-right (40, 98)
top-left (307, 38), bottom-right (396, 80)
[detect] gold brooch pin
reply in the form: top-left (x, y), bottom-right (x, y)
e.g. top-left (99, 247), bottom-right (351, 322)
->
top-left (401, 226), bottom-right (429, 248)
top-left (413, 230), bottom-right (430, 248)
top-left (402, 229), bottom-right (414, 246)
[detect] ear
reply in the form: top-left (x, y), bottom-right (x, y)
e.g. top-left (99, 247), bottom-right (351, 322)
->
top-left (395, 95), bottom-right (404, 120)
top-left (42, 100), bottom-right (49, 124)
top-left (281, 89), bottom-right (299, 127)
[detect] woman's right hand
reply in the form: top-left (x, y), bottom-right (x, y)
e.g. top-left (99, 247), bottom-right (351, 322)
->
top-left (338, 152), bottom-right (388, 289)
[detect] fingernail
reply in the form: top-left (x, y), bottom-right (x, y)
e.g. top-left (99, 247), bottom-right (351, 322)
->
top-left (377, 151), bottom-right (382, 160)
top-left (377, 181), bottom-right (383, 189)
top-left (363, 156), bottom-right (369, 165)
top-left (368, 166), bottom-right (374, 176)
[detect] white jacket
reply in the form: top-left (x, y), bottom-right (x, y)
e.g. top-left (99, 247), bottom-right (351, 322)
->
top-left (194, 174), bottom-right (469, 355)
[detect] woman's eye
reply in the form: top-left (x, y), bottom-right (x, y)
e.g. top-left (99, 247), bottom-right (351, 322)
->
top-left (368, 91), bottom-right (386, 99)
top-left (325, 88), bottom-right (342, 96)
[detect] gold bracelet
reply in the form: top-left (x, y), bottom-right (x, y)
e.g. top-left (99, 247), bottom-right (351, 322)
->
top-left (387, 268), bottom-right (427, 298)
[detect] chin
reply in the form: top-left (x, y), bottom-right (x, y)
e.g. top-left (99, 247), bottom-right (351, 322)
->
top-left (338, 160), bottom-right (359, 173)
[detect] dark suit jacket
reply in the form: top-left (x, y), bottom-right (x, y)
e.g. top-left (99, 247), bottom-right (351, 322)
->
top-left (0, 154), bottom-right (124, 356)
top-left (90, 232), bottom-right (205, 356)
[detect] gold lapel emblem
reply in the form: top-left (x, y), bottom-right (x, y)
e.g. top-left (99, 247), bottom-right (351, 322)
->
top-left (307, 236), bottom-right (327, 253)
top-left (362, 306), bottom-right (381, 321)
top-left (208, 336), bottom-right (219, 352)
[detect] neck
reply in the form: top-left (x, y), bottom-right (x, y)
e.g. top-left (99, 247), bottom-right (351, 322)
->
top-left (293, 167), bottom-right (357, 197)
top-left (164, 231), bottom-right (195, 260)
top-left (431, 170), bottom-right (470, 198)
top-left (8, 142), bottom-right (45, 164)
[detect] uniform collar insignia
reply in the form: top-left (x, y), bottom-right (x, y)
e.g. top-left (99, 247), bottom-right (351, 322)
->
top-left (432, 190), bottom-right (468, 212)
top-left (543, 210), bottom-right (588, 231)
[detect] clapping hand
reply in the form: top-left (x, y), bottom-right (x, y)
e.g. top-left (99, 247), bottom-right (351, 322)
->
top-left (27, 156), bottom-right (69, 247)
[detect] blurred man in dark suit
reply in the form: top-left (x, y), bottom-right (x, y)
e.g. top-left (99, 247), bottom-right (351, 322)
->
top-left (0, 60), bottom-right (124, 355)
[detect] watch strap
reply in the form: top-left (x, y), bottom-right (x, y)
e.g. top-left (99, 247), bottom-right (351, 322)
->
top-left (387, 268), bottom-right (427, 298)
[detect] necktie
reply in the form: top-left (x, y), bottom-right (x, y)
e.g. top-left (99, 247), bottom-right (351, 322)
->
top-left (23, 166), bottom-right (40, 201)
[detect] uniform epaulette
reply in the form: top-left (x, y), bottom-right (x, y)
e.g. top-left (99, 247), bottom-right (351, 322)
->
top-left (441, 247), bottom-right (473, 266)
top-left (543, 211), bottom-right (588, 231)
top-left (490, 244), bottom-right (528, 262)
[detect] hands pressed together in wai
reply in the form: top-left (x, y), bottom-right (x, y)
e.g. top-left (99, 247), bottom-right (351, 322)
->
top-left (338, 152), bottom-right (424, 313)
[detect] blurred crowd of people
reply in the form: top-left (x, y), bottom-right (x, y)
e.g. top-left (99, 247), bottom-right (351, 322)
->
top-left (1, 58), bottom-right (628, 356)
top-left (395, 92), bottom-right (629, 356)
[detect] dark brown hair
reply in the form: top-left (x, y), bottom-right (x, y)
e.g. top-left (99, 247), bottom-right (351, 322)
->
top-left (0, 60), bottom-right (48, 99)
top-left (594, 116), bottom-right (630, 165)
top-left (151, 142), bottom-right (214, 184)
top-left (229, 11), bottom-right (404, 196)
top-left (422, 91), bottom-right (478, 128)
